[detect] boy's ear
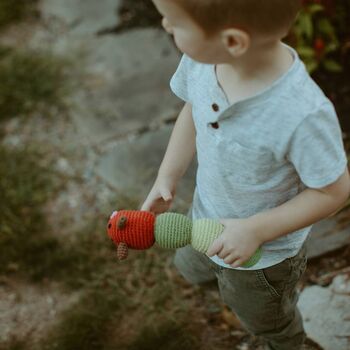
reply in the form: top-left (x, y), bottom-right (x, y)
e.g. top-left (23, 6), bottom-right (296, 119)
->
top-left (220, 28), bottom-right (251, 57)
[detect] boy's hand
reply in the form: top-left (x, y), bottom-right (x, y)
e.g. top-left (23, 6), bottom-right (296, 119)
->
top-left (140, 175), bottom-right (177, 215)
top-left (206, 218), bottom-right (262, 268)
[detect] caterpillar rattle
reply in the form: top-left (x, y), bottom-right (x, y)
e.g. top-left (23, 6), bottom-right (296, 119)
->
top-left (107, 210), bottom-right (262, 268)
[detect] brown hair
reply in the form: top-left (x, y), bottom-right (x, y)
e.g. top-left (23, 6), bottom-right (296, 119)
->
top-left (174, 0), bottom-right (302, 37)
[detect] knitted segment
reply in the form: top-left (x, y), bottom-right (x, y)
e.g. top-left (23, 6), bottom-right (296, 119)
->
top-left (191, 218), bottom-right (261, 268)
top-left (155, 212), bottom-right (192, 248)
top-left (191, 219), bottom-right (223, 253)
top-left (241, 248), bottom-right (262, 268)
top-left (117, 242), bottom-right (128, 260)
top-left (107, 210), bottom-right (155, 250)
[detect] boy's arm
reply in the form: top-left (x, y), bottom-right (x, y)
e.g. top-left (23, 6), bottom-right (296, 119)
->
top-left (207, 103), bottom-right (349, 267)
top-left (249, 167), bottom-right (350, 243)
top-left (157, 102), bottom-right (196, 182)
top-left (207, 168), bottom-right (350, 268)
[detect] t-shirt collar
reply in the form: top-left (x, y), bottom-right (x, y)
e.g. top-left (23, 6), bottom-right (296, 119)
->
top-left (209, 43), bottom-right (303, 122)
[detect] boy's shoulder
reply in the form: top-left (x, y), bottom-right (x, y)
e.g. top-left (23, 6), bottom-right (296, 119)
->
top-left (179, 51), bottom-right (331, 112)
top-left (286, 67), bottom-right (332, 115)
top-left (172, 50), bottom-right (337, 126)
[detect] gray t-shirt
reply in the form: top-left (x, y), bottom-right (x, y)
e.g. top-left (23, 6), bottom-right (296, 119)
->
top-left (169, 44), bottom-right (348, 270)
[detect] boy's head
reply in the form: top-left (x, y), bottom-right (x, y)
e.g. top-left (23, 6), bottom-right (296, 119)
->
top-left (152, 0), bottom-right (302, 63)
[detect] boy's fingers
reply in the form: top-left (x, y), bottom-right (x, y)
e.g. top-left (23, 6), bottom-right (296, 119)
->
top-left (230, 259), bottom-right (243, 268)
top-left (223, 253), bottom-right (238, 264)
top-left (140, 200), bottom-right (152, 211)
top-left (160, 188), bottom-right (172, 201)
top-left (206, 239), bottom-right (223, 257)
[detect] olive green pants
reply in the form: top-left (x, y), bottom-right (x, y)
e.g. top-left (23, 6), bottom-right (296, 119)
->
top-left (173, 210), bottom-right (308, 350)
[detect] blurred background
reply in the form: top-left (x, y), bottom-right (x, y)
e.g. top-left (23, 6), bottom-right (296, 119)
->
top-left (0, 1), bottom-right (349, 349)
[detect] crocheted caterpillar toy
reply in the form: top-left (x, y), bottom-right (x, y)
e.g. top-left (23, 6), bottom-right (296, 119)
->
top-left (107, 210), bottom-right (262, 268)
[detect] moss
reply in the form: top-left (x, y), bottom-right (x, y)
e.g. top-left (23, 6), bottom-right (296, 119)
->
top-left (39, 285), bottom-right (124, 350)
top-left (0, 47), bottom-right (70, 121)
top-left (0, 144), bottom-right (108, 286)
top-left (126, 318), bottom-right (200, 350)
top-left (0, 145), bottom-right (57, 275)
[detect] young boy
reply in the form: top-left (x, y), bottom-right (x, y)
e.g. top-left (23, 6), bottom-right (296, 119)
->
top-left (141, 0), bottom-right (350, 349)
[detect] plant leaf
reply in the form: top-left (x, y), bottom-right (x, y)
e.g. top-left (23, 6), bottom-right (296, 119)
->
top-left (322, 59), bottom-right (343, 72)
top-left (298, 12), bottom-right (314, 40)
top-left (308, 3), bottom-right (324, 14)
top-left (297, 46), bottom-right (315, 58)
top-left (305, 60), bottom-right (318, 74)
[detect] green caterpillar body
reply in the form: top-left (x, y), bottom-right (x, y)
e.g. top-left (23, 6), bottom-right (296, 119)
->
top-left (154, 212), bottom-right (262, 268)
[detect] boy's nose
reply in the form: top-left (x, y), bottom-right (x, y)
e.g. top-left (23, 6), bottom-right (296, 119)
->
top-left (162, 18), bottom-right (173, 34)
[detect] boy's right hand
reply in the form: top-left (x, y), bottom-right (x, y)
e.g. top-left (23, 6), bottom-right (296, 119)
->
top-left (140, 175), bottom-right (177, 215)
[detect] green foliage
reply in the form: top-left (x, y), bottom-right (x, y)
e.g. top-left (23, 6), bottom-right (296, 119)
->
top-left (0, 47), bottom-right (70, 121)
top-left (289, 0), bottom-right (350, 74)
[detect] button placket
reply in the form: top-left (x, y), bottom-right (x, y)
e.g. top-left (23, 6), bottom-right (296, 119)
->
top-left (209, 102), bottom-right (220, 129)
top-left (212, 103), bottom-right (219, 112)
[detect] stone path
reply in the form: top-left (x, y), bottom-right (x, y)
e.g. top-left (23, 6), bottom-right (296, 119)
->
top-left (1, 0), bottom-right (350, 348)
top-left (28, 0), bottom-right (194, 211)
top-left (299, 273), bottom-right (350, 350)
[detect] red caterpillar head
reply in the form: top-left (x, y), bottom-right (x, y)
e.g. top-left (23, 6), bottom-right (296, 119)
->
top-left (107, 210), bottom-right (156, 260)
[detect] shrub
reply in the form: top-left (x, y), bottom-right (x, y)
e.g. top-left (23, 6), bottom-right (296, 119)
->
top-left (288, 0), bottom-right (350, 73)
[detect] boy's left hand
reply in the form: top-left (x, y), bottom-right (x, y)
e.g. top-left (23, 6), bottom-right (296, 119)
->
top-left (206, 218), bottom-right (263, 268)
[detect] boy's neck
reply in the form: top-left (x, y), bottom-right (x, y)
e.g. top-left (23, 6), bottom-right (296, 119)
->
top-left (218, 40), bottom-right (293, 85)
top-left (215, 40), bottom-right (294, 105)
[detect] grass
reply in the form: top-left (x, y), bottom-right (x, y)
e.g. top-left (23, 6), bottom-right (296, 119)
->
top-left (126, 317), bottom-right (200, 350)
top-left (0, 0), bottom-right (38, 30)
top-left (0, 144), bottom-right (112, 287)
top-left (0, 143), bottom-right (216, 350)
top-left (39, 285), bottom-right (123, 350)
top-left (0, 144), bottom-right (58, 277)
top-left (0, 47), bottom-right (71, 121)
top-left (37, 246), bottom-right (201, 350)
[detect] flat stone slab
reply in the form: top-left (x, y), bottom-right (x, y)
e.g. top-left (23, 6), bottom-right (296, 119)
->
top-left (32, 29), bottom-right (183, 145)
top-left (95, 125), bottom-right (196, 211)
top-left (41, 0), bottom-right (121, 35)
top-left (298, 274), bottom-right (350, 350)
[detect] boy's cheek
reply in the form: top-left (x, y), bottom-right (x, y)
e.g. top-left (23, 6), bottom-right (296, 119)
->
top-left (174, 36), bottom-right (201, 59)
top-left (162, 18), bottom-right (173, 34)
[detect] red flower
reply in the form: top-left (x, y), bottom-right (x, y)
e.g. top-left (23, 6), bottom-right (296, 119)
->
top-left (314, 38), bottom-right (325, 53)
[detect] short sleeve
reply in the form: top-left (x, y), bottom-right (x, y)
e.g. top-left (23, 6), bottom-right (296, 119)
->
top-left (286, 102), bottom-right (348, 188)
top-left (169, 54), bottom-right (191, 102)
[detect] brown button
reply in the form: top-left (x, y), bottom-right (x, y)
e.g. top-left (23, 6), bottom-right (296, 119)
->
top-left (212, 103), bottom-right (219, 112)
top-left (210, 122), bottom-right (219, 129)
